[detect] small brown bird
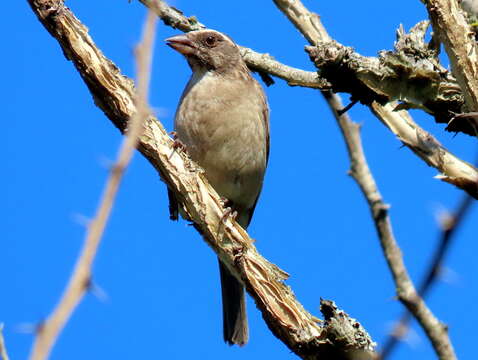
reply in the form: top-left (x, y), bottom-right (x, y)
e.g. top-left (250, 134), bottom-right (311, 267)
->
top-left (166, 29), bottom-right (270, 346)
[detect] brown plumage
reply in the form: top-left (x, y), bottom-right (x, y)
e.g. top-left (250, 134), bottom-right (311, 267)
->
top-left (166, 29), bottom-right (270, 346)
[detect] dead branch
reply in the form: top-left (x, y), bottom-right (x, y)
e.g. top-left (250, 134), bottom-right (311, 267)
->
top-left (306, 22), bottom-right (472, 135)
top-left (380, 192), bottom-right (475, 359)
top-left (370, 102), bottom-right (478, 199)
top-left (424, 0), bottom-right (478, 113)
top-left (0, 324), bottom-right (9, 360)
top-left (28, 6), bottom-right (158, 360)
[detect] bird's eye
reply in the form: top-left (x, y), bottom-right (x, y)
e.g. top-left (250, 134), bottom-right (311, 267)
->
top-left (205, 35), bottom-right (216, 47)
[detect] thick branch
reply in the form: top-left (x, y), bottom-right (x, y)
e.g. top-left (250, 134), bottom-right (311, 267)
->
top-left (305, 22), bottom-right (472, 135)
top-left (27, 0), bottom-right (375, 358)
top-left (0, 325), bottom-right (9, 360)
top-left (424, 0), bottom-right (478, 113)
top-left (273, 0), bottom-right (330, 44)
top-left (273, 0), bottom-right (473, 136)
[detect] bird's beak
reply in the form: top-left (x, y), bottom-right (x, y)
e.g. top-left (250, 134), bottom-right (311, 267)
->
top-left (165, 34), bottom-right (196, 56)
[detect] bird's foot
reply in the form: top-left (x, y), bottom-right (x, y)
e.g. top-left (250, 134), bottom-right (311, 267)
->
top-left (216, 203), bottom-right (237, 237)
top-left (220, 197), bottom-right (233, 209)
top-left (221, 206), bottom-right (238, 224)
top-left (219, 198), bottom-right (238, 223)
top-left (169, 131), bottom-right (187, 159)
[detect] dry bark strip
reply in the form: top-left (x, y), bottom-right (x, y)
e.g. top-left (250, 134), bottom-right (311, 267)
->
top-left (27, 0), bottom-right (376, 358)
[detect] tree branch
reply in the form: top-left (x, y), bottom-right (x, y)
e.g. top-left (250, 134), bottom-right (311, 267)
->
top-left (138, 0), bottom-right (328, 89)
top-left (273, 1), bottom-right (458, 359)
top-left (305, 22), bottom-right (474, 136)
top-left (27, 5), bottom-right (157, 360)
top-left (0, 324), bottom-right (9, 360)
top-left (380, 192), bottom-right (475, 359)
top-left (424, 0), bottom-right (478, 112)
top-left (370, 101), bottom-right (478, 199)
top-left (27, 0), bottom-right (376, 358)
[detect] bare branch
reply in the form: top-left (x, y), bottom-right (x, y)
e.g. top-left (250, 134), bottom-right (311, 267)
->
top-left (273, 1), bottom-right (458, 359)
top-left (305, 22), bottom-right (474, 136)
top-left (371, 102), bottom-right (478, 199)
top-left (319, 300), bottom-right (377, 360)
top-left (0, 324), bottom-right (9, 360)
top-left (423, 0), bottom-right (478, 112)
top-left (273, 0), bottom-right (330, 43)
top-left (381, 192), bottom-right (475, 359)
top-left (139, 0), bottom-right (328, 89)
top-left (27, 0), bottom-right (376, 358)
top-left (27, 5), bottom-right (158, 360)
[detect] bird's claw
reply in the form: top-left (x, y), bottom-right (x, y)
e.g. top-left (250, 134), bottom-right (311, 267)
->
top-left (221, 207), bottom-right (238, 224)
top-left (220, 197), bottom-right (233, 208)
top-left (169, 131), bottom-right (187, 159)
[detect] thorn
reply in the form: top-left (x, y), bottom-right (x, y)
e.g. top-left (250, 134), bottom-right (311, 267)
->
top-left (256, 70), bottom-right (275, 87)
top-left (35, 321), bottom-right (45, 335)
top-left (337, 99), bottom-right (358, 115)
top-left (71, 213), bottom-right (91, 227)
top-left (13, 323), bottom-right (37, 334)
top-left (97, 155), bottom-right (114, 170)
top-left (89, 281), bottom-right (110, 303)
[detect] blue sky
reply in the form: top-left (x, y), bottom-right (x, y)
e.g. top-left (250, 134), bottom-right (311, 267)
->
top-left (4, 1), bottom-right (477, 359)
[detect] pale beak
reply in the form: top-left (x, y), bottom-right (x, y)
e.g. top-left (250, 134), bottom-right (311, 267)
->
top-left (165, 34), bottom-right (196, 56)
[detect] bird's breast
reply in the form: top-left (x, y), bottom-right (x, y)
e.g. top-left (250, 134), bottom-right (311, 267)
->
top-left (174, 71), bottom-right (268, 210)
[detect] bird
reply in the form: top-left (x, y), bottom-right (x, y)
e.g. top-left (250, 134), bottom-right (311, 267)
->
top-left (166, 29), bottom-right (270, 346)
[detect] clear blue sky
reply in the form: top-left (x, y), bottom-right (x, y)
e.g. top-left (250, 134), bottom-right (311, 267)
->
top-left (4, 1), bottom-right (477, 359)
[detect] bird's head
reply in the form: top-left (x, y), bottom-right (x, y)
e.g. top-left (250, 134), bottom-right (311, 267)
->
top-left (166, 29), bottom-right (244, 73)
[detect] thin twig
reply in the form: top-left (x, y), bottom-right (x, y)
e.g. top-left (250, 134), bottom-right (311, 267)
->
top-left (28, 10), bottom-right (157, 360)
top-left (0, 324), bottom-right (9, 360)
top-left (273, 1), bottom-right (457, 359)
top-left (380, 192), bottom-right (475, 359)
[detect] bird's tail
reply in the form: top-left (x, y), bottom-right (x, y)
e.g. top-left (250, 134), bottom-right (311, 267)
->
top-left (218, 259), bottom-right (248, 346)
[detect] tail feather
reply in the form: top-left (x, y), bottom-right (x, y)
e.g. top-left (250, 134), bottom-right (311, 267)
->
top-left (218, 259), bottom-right (248, 346)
